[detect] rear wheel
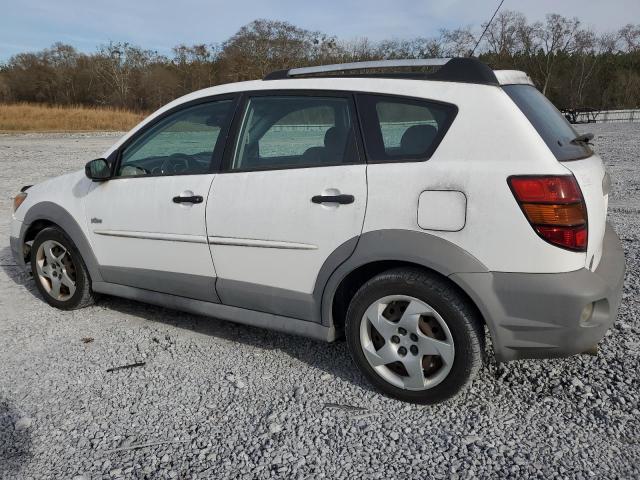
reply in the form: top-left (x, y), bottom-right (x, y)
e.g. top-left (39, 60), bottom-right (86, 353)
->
top-left (30, 227), bottom-right (95, 310)
top-left (345, 268), bottom-right (484, 404)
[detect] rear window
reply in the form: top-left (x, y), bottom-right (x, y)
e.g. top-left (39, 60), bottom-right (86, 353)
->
top-left (356, 94), bottom-right (457, 162)
top-left (504, 85), bottom-right (592, 162)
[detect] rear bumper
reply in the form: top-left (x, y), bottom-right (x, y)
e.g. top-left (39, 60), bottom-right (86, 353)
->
top-left (452, 222), bottom-right (625, 362)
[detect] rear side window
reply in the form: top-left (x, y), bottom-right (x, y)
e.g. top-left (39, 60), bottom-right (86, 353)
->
top-left (503, 85), bottom-right (592, 162)
top-left (230, 96), bottom-right (359, 171)
top-left (356, 94), bottom-right (457, 162)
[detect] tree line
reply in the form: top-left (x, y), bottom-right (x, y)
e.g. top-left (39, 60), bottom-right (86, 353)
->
top-left (1, 11), bottom-right (639, 112)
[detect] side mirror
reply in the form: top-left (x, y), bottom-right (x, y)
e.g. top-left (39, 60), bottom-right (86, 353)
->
top-left (85, 158), bottom-right (111, 181)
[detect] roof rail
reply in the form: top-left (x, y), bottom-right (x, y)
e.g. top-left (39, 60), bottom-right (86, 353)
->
top-left (263, 57), bottom-right (499, 86)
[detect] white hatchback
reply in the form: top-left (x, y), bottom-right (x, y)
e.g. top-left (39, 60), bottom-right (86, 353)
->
top-left (10, 58), bottom-right (625, 403)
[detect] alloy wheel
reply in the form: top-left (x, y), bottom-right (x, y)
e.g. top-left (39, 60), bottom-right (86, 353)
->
top-left (35, 239), bottom-right (77, 301)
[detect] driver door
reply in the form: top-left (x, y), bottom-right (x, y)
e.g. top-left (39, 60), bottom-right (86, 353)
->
top-left (83, 96), bottom-right (237, 302)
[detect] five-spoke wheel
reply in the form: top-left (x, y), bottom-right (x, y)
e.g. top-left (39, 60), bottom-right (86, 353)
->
top-left (35, 239), bottom-right (77, 301)
top-left (30, 227), bottom-right (95, 310)
top-left (346, 268), bottom-right (484, 404)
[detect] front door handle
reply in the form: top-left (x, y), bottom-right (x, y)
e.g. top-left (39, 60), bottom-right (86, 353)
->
top-left (173, 195), bottom-right (203, 204)
top-left (311, 194), bottom-right (355, 205)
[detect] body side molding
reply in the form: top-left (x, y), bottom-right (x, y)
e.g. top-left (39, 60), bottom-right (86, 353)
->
top-left (208, 236), bottom-right (318, 250)
top-left (95, 230), bottom-right (208, 244)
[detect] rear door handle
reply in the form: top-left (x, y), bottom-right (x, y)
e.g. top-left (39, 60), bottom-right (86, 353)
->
top-left (173, 195), bottom-right (203, 204)
top-left (311, 194), bottom-right (354, 205)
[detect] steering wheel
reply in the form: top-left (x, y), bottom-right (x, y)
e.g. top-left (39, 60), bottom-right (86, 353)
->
top-left (160, 153), bottom-right (196, 174)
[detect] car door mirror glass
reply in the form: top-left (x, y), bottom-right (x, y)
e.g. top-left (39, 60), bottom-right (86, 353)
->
top-left (85, 158), bottom-right (111, 181)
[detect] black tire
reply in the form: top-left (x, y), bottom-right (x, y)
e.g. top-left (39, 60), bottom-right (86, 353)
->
top-left (30, 227), bottom-right (95, 310)
top-left (345, 267), bottom-right (484, 404)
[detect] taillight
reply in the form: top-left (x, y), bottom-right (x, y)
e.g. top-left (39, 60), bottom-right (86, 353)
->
top-left (508, 175), bottom-right (588, 252)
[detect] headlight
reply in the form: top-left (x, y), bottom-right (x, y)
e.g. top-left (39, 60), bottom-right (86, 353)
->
top-left (13, 192), bottom-right (27, 212)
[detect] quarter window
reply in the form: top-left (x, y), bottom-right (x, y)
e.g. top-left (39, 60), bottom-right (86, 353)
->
top-left (117, 100), bottom-right (234, 177)
top-left (230, 96), bottom-right (358, 171)
top-left (357, 94), bottom-right (457, 162)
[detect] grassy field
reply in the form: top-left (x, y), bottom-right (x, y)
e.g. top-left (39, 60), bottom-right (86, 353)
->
top-left (0, 103), bottom-right (146, 132)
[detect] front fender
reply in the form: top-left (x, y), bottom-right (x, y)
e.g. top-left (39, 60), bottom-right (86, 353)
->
top-left (20, 201), bottom-right (103, 283)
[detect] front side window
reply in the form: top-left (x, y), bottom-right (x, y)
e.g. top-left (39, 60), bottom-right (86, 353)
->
top-left (230, 96), bottom-right (358, 171)
top-left (357, 94), bottom-right (457, 162)
top-left (117, 99), bottom-right (234, 177)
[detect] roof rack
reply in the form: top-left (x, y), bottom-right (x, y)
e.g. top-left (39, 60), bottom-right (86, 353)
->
top-left (263, 57), bottom-right (499, 86)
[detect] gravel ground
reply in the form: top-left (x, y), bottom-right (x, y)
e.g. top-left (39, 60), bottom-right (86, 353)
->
top-left (0, 125), bottom-right (639, 479)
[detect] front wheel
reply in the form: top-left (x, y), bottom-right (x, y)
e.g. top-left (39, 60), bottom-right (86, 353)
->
top-left (345, 268), bottom-right (484, 404)
top-left (30, 227), bottom-right (95, 310)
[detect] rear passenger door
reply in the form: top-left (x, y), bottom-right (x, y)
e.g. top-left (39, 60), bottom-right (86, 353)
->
top-left (206, 92), bottom-right (367, 321)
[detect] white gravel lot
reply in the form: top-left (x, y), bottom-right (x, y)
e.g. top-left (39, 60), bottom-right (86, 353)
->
top-left (0, 125), bottom-right (639, 479)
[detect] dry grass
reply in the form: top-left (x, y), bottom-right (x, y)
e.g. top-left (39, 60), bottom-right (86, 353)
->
top-left (0, 103), bottom-right (147, 132)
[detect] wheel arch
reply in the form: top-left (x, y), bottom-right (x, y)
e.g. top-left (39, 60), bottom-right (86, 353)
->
top-left (318, 229), bottom-right (490, 334)
top-left (20, 201), bottom-right (103, 283)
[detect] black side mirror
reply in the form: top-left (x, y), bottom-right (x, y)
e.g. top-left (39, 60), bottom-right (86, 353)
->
top-left (85, 158), bottom-right (111, 181)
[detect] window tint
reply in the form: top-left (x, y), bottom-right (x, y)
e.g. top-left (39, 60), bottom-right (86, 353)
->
top-left (118, 100), bottom-right (234, 177)
top-left (357, 94), bottom-right (457, 162)
top-left (503, 85), bottom-right (592, 162)
top-left (231, 96), bottom-right (358, 171)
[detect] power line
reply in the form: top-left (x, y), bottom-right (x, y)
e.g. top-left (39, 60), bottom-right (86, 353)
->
top-left (470, 0), bottom-right (506, 57)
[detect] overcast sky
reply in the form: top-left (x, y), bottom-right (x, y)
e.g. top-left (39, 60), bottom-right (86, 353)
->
top-left (1, 0), bottom-right (639, 60)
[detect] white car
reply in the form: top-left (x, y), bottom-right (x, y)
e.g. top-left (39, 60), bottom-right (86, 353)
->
top-left (10, 58), bottom-right (625, 403)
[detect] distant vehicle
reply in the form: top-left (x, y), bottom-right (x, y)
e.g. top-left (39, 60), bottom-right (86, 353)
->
top-left (10, 58), bottom-right (625, 403)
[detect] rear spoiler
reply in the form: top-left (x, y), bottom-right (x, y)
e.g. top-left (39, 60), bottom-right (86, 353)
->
top-left (494, 70), bottom-right (534, 86)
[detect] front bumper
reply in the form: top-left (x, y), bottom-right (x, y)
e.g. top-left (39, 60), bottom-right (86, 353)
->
top-left (452, 222), bottom-right (626, 362)
top-left (10, 235), bottom-right (26, 270)
top-left (10, 216), bottom-right (27, 270)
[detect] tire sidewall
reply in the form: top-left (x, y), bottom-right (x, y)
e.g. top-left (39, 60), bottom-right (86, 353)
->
top-left (30, 227), bottom-right (89, 310)
top-left (346, 271), bottom-right (479, 404)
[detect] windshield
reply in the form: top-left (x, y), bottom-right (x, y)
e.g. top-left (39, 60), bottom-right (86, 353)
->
top-left (504, 84), bottom-right (592, 162)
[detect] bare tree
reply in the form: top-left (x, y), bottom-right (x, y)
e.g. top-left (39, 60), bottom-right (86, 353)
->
top-left (377, 37), bottom-right (442, 59)
top-left (218, 19), bottom-right (339, 81)
top-left (532, 14), bottom-right (581, 95)
top-left (618, 24), bottom-right (640, 53)
top-left (334, 38), bottom-right (378, 62)
top-left (172, 44), bottom-right (219, 92)
top-left (93, 42), bottom-right (156, 107)
top-left (440, 27), bottom-right (476, 57)
top-left (2, 13), bottom-right (640, 111)
top-left (483, 10), bottom-right (527, 58)
top-left (616, 24), bottom-right (640, 106)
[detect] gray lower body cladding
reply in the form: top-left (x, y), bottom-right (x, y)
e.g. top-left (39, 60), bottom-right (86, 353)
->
top-left (10, 235), bottom-right (25, 269)
top-left (452, 222), bottom-right (625, 362)
top-left (92, 281), bottom-right (336, 342)
top-left (100, 266), bottom-right (220, 303)
top-left (12, 208), bottom-right (625, 361)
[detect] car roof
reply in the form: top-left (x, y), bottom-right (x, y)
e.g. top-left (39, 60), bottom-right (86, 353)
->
top-left (167, 68), bottom-right (532, 106)
top-left (167, 58), bottom-right (532, 108)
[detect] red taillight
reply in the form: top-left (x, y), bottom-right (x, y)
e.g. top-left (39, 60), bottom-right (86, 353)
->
top-left (508, 175), bottom-right (588, 252)
top-left (509, 176), bottom-right (583, 203)
top-left (535, 226), bottom-right (588, 250)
